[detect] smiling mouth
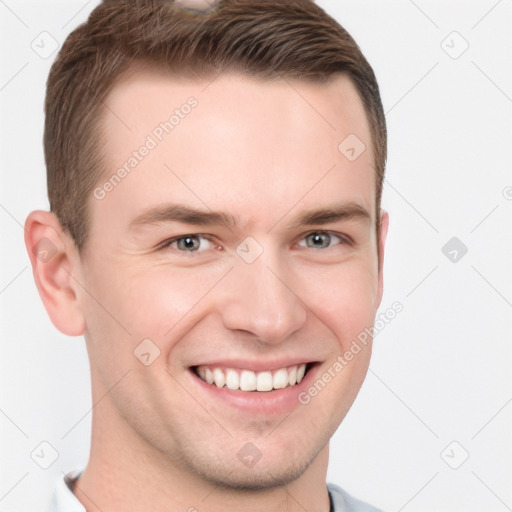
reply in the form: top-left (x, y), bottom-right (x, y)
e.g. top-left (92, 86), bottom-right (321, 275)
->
top-left (192, 363), bottom-right (313, 392)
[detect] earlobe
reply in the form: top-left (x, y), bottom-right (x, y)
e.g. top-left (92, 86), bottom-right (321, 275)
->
top-left (376, 210), bottom-right (389, 308)
top-left (24, 210), bottom-right (85, 336)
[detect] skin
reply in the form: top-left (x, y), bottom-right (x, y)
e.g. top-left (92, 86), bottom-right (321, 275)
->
top-left (25, 69), bottom-right (388, 512)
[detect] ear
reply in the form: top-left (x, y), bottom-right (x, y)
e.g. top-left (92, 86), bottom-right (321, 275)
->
top-left (375, 210), bottom-right (389, 308)
top-left (24, 210), bottom-right (85, 336)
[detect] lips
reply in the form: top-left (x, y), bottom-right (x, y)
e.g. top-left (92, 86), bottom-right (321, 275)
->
top-left (186, 360), bottom-right (320, 416)
top-left (193, 363), bottom-right (309, 392)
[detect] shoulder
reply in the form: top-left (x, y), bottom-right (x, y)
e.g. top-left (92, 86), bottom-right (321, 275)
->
top-left (327, 483), bottom-right (385, 512)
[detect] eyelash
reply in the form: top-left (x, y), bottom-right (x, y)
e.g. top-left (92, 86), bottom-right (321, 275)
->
top-left (156, 231), bottom-right (352, 253)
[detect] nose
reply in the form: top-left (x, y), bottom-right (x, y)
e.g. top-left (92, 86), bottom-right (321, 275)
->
top-left (217, 251), bottom-right (308, 345)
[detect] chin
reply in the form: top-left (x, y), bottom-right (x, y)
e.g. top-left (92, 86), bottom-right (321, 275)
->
top-left (194, 459), bottom-right (310, 492)
top-left (184, 436), bottom-right (327, 492)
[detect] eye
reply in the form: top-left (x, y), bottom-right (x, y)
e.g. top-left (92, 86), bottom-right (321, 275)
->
top-left (157, 234), bottom-right (215, 253)
top-left (297, 231), bottom-right (348, 250)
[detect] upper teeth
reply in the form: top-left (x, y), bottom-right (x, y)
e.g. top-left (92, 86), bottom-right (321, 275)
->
top-left (195, 364), bottom-right (307, 392)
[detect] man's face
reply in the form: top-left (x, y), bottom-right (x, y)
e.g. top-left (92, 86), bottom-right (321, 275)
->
top-left (76, 69), bottom-right (387, 488)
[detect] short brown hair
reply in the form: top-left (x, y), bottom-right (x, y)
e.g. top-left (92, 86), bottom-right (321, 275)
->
top-left (44, 0), bottom-right (386, 252)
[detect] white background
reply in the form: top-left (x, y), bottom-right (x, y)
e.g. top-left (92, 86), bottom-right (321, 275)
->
top-left (1, 1), bottom-right (511, 510)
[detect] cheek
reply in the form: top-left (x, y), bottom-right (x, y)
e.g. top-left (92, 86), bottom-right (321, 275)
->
top-left (298, 262), bottom-right (378, 424)
top-left (301, 259), bottom-right (379, 347)
top-left (98, 263), bottom-right (228, 342)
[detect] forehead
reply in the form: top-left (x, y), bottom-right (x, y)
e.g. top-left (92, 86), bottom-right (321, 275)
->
top-left (91, 69), bottom-right (375, 234)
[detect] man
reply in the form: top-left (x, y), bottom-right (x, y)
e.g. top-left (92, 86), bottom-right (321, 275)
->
top-left (25, 0), bottom-right (388, 510)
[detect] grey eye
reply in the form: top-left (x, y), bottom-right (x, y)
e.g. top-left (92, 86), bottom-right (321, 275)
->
top-left (304, 232), bottom-right (332, 249)
top-left (176, 236), bottom-right (201, 251)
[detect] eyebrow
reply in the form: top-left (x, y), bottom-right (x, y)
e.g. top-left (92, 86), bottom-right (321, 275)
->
top-left (128, 202), bottom-right (371, 231)
top-left (285, 202), bottom-right (371, 230)
top-left (129, 204), bottom-right (236, 230)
